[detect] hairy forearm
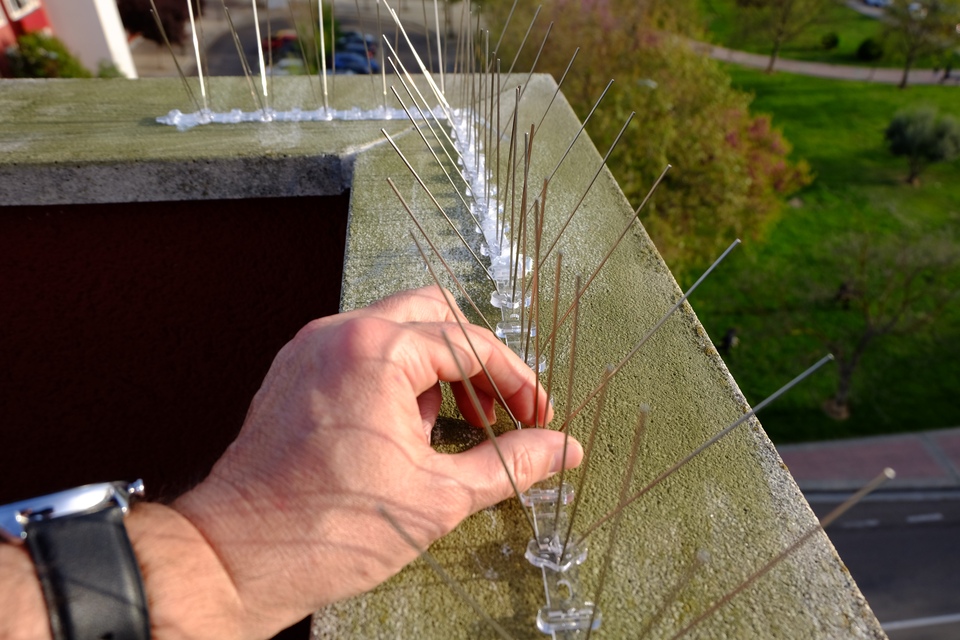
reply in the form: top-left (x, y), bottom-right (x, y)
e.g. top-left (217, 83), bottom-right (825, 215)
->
top-left (128, 502), bottom-right (249, 639)
top-left (0, 502), bottom-right (249, 640)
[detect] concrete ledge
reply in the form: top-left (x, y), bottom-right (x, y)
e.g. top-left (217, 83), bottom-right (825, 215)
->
top-left (321, 75), bottom-right (887, 638)
top-left (0, 77), bottom-right (408, 204)
top-left (0, 156), bottom-right (348, 204)
top-left (0, 75), bottom-right (886, 639)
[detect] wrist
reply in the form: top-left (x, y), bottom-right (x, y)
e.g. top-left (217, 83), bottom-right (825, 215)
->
top-left (0, 498), bottom-right (247, 640)
top-left (172, 475), bottom-right (307, 638)
top-left (126, 501), bottom-right (249, 640)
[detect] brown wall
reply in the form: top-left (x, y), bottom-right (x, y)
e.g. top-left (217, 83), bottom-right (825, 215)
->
top-left (0, 194), bottom-right (349, 505)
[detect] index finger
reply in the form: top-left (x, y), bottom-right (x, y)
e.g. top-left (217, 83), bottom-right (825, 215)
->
top-left (359, 286), bottom-right (469, 325)
top-left (400, 321), bottom-right (553, 428)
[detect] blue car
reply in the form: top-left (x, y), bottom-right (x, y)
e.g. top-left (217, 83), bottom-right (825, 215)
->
top-left (330, 52), bottom-right (380, 75)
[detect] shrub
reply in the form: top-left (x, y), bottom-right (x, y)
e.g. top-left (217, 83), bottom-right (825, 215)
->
top-left (885, 106), bottom-right (960, 184)
top-left (821, 32), bottom-right (839, 50)
top-left (97, 61), bottom-right (126, 78)
top-left (6, 33), bottom-right (91, 78)
top-left (856, 37), bottom-right (884, 62)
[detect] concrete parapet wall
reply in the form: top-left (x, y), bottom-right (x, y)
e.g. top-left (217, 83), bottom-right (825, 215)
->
top-left (0, 75), bottom-right (886, 639)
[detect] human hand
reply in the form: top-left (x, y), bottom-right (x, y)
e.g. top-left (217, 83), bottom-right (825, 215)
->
top-left (172, 286), bottom-right (583, 637)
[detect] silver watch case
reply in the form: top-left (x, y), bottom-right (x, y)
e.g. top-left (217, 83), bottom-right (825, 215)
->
top-left (0, 480), bottom-right (145, 544)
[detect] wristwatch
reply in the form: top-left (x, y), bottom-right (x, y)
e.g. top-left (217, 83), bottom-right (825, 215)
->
top-left (0, 480), bottom-right (150, 640)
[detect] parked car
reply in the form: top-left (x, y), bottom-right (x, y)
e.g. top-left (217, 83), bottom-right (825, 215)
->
top-left (330, 51), bottom-right (380, 74)
top-left (267, 29), bottom-right (299, 57)
top-left (337, 31), bottom-right (377, 58)
top-left (863, 0), bottom-right (892, 7)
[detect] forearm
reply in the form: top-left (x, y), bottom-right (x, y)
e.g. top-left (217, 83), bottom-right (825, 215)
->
top-left (0, 502), bottom-right (248, 640)
top-left (0, 539), bottom-right (49, 640)
top-left (127, 502), bottom-right (248, 639)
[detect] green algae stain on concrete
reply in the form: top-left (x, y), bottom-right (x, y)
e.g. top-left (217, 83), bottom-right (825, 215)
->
top-left (323, 75), bottom-right (885, 638)
top-left (0, 75), bottom-right (883, 639)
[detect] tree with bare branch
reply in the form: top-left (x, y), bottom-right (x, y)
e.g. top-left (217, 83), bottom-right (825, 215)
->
top-left (883, 0), bottom-right (960, 88)
top-left (736, 0), bottom-right (839, 73)
top-left (810, 234), bottom-right (958, 420)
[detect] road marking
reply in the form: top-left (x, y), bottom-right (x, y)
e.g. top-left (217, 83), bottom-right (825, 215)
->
top-left (882, 612), bottom-right (960, 631)
top-left (906, 512), bottom-right (944, 524)
top-left (838, 518), bottom-right (880, 529)
top-left (804, 489), bottom-right (960, 503)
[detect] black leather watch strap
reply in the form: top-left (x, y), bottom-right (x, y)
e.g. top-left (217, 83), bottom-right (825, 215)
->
top-left (25, 505), bottom-right (150, 640)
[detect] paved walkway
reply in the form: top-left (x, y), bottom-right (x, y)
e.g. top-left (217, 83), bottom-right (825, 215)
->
top-left (844, 0), bottom-right (885, 19)
top-left (700, 42), bottom-right (957, 86)
top-left (777, 426), bottom-right (960, 492)
top-left (695, 0), bottom-right (957, 85)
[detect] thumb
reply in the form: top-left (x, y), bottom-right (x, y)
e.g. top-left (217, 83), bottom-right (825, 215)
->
top-left (446, 429), bottom-right (584, 514)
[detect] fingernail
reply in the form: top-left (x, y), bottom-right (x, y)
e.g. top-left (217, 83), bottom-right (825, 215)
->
top-left (549, 451), bottom-right (565, 474)
top-left (549, 440), bottom-right (583, 474)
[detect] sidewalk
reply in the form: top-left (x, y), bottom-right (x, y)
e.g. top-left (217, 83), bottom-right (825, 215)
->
top-left (777, 426), bottom-right (960, 492)
top-left (698, 42), bottom-right (958, 86)
top-left (693, 0), bottom-right (958, 86)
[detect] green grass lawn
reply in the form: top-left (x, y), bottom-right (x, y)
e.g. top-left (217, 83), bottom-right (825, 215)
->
top-left (691, 67), bottom-right (960, 443)
top-left (697, 0), bottom-right (943, 67)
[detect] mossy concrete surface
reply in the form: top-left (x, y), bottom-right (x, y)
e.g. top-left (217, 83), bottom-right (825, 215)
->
top-left (0, 75), bottom-right (885, 638)
top-left (0, 77), bottom-right (407, 204)
top-left (323, 75), bottom-right (886, 638)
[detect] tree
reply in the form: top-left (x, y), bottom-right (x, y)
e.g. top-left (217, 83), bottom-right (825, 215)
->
top-left (736, 0), bottom-right (839, 73)
top-left (487, 0), bottom-right (811, 273)
top-left (856, 37), bottom-right (885, 62)
top-left (116, 0), bottom-right (205, 47)
top-left (808, 235), bottom-right (959, 420)
top-left (885, 106), bottom-right (960, 184)
top-left (598, 51), bottom-right (811, 272)
top-left (883, 0), bottom-right (960, 88)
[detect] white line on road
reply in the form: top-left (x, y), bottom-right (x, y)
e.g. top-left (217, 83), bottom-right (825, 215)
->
top-left (838, 518), bottom-right (880, 529)
top-left (906, 512), bottom-right (944, 524)
top-left (882, 612), bottom-right (960, 631)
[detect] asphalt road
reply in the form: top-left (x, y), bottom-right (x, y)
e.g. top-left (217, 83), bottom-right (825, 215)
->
top-left (202, 7), bottom-right (451, 78)
top-left (809, 494), bottom-right (960, 640)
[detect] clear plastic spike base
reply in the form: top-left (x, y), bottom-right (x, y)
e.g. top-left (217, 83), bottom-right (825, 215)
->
top-left (536, 602), bottom-right (601, 635)
top-left (526, 535), bottom-right (589, 573)
top-left (521, 484), bottom-right (574, 508)
top-left (450, 105), bottom-right (602, 636)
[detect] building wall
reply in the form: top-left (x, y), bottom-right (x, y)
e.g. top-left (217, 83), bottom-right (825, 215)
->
top-left (0, 10), bottom-right (15, 75)
top-left (0, 0), bottom-right (137, 78)
top-left (43, 0), bottom-right (138, 78)
top-left (0, 194), bottom-right (349, 504)
top-left (0, 0), bottom-right (50, 35)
